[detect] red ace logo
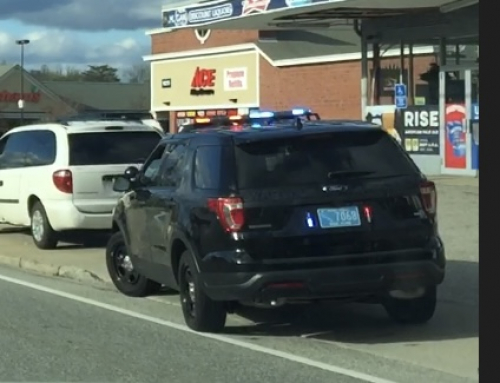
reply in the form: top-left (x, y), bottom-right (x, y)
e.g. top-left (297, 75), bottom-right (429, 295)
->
top-left (241, 0), bottom-right (271, 15)
top-left (190, 67), bottom-right (216, 96)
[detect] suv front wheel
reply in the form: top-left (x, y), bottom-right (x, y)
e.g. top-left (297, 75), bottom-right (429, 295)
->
top-left (178, 251), bottom-right (227, 332)
top-left (106, 231), bottom-right (161, 297)
top-left (383, 286), bottom-right (437, 324)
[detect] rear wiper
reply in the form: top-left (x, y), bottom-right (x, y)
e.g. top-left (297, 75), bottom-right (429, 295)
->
top-left (327, 170), bottom-right (375, 179)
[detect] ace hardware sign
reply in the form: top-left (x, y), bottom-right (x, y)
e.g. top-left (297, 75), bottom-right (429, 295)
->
top-left (190, 67), bottom-right (216, 96)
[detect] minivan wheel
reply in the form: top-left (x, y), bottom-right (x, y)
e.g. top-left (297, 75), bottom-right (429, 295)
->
top-left (30, 201), bottom-right (59, 250)
top-left (178, 251), bottom-right (227, 333)
top-left (106, 232), bottom-right (161, 297)
top-left (383, 286), bottom-right (437, 324)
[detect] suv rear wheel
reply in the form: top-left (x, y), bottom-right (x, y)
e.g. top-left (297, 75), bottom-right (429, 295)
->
top-left (178, 251), bottom-right (227, 332)
top-left (31, 201), bottom-right (59, 250)
top-left (106, 231), bottom-right (161, 297)
top-left (383, 286), bottom-right (437, 324)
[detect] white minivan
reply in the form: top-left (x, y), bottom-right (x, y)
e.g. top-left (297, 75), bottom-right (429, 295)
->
top-left (0, 121), bottom-right (163, 249)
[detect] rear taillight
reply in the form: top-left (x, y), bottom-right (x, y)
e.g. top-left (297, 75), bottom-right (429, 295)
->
top-left (420, 180), bottom-right (437, 217)
top-left (207, 197), bottom-right (245, 232)
top-left (53, 170), bottom-right (73, 194)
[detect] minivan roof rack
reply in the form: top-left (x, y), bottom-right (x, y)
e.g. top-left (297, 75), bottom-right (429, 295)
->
top-left (54, 110), bottom-right (153, 124)
top-left (54, 111), bottom-right (156, 126)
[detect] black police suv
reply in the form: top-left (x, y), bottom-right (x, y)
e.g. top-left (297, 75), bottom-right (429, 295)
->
top-left (107, 121), bottom-right (445, 333)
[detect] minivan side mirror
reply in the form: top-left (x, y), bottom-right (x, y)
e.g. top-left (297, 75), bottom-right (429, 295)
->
top-left (124, 166), bottom-right (139, 181)
top-left (113, 176), bottom-right (131, 192)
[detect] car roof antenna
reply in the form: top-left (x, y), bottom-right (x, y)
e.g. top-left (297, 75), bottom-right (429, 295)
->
top-left (295, 117), bottom-right (303, 130)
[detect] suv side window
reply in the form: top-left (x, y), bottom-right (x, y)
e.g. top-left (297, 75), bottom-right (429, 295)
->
top-left (159, 143), bottom-right (187, 188)
top-left (0, 131), bottom-right (30, 169)
top-left (140, 143), bottom-right (167, 186)
top-left (194, 145), bottom-right (222, 190)
top-left (25, 130), bottom-right (57, 167)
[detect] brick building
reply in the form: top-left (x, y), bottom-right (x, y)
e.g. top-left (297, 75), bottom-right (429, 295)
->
top-left (145, 27), bottom-right (436, 132)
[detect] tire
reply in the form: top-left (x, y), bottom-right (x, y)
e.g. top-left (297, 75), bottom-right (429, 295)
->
top-left (30, 201), bottom-right (59, 250)
top-left (178, 251), bottom-right (227, 332)
top-left (383, 286), bottom-right (437, 324)
top-left (106, 231), bottom-right (161, 297)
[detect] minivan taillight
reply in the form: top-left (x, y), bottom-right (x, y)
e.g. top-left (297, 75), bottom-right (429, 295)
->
top-left (53, 170), bottom-right (73, 194)
top-left (207, 197), bottom-right (245, 232)
top-left (420, 180), bottom-right (437, 218)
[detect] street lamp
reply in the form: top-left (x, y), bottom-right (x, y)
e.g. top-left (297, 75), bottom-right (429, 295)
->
top-left (15, 39), bottom-right (30, 125)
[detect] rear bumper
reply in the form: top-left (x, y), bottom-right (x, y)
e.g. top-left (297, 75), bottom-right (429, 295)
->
top-left (199, 240), bottom-right (446, 302)
top-left (43, 200), bottom-right (113, 231)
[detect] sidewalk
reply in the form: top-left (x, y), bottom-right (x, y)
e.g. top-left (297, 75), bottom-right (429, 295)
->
top-left (430, 175), bottom-right (479, 187)
top-left (0, 226), bottom-right (110, 284)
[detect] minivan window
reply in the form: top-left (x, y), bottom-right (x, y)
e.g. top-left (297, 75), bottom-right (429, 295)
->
top-left (25, 130), bottom-right (57, 167)
top-left (0, 131), bottom-right (30, 169)
top-left (235, 130), bottom-right (417, 189)
top-left (68, 131), bottom-right (161, 166)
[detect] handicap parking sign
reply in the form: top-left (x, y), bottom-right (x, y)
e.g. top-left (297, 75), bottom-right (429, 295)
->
top-left (394, 83), bottom-right (407, 109)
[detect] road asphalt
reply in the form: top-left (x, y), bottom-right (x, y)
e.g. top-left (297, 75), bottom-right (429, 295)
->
top-left (0, 265), bottom-right (477, 383)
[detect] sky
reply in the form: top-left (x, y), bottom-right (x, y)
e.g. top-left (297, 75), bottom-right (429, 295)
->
top-left (0, 0), bottom-right (171, 73)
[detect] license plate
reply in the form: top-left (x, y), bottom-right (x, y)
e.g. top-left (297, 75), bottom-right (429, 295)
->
top-left (317, 206), bottom-right (361, 228)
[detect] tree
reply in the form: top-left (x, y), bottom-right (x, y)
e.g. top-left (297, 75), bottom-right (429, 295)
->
top-left (30, 64), bottom-right (83, 81)
top-left (81, 65), bottom-right (120, 82)
top-left (123, 63), bottom-right (150, 83)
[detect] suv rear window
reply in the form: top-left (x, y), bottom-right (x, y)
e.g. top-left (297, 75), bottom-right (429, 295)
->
top-left (235, 130), bottom-right (418, 189)
top-left (68, 131), bottom-right (161, 166)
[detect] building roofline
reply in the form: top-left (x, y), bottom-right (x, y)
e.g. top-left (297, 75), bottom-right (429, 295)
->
top-left (143, 42), bottom-right (435, 67)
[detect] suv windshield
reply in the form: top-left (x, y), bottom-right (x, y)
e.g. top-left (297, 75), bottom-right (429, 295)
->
top-left (235, 130), bottom-right (417, 189)
top-left (68, 131), bottom-right (161, 166)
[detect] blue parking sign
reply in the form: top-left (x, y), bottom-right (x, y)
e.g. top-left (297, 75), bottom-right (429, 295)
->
top-left (394, 83), bottom-right (407, 109)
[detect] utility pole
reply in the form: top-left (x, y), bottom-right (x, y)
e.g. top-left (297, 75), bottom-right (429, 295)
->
top-left (15, 39), bottom-right (30, 125)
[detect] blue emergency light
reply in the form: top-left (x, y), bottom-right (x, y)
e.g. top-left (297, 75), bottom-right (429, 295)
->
top-left (249, 110), bottom-right (275, 119)
top-left (291, 108), bottom-right (311, 116)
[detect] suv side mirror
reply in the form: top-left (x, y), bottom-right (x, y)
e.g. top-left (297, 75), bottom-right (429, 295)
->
top-left (124, 166), bottom-right (139, 181)
top-left (113, 176), bottom-right (131, 192)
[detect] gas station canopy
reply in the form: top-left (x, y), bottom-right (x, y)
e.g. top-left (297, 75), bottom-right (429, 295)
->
top-left (160, 0), bottom-right (473, 31)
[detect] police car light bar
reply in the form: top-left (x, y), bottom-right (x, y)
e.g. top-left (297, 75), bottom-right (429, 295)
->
top-left (248, 110), bottom-right (275, 119)
top-left (291, 108), bottom-right (311, 116)
top-left (194, 118), bottom-right (211, 123)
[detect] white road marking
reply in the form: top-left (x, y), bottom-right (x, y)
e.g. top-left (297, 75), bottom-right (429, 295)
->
top-left (146, 296), bottom-right (181, 306)
top-left (300, 331), bottom-right (332, 338)
top-left (0, 273), bottom-right (398, 383)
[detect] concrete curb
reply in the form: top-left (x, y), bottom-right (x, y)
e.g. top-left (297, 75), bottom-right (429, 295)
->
top-left (0, 254), bottom-right (109, 284)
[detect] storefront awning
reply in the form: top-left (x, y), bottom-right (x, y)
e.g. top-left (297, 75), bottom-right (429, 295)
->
top-left (160, 0), bottom-right (452, 30)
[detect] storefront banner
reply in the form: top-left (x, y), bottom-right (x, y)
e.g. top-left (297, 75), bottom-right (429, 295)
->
top-left (398, 106), bottom-right (440, 155)
top-left (471, 103), bottom-right (479, 170)
top-left (444, 104), bottom-right (467, 169)
top-left (162, 0), bottom-right (343, 28)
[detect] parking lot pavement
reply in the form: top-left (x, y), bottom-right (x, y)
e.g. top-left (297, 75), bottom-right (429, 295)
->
top-left (0, 176), bottom-right (478, 380)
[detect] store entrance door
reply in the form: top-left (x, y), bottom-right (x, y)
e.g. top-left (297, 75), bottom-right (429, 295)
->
top-left (440, 64), bottom-right (479, 176)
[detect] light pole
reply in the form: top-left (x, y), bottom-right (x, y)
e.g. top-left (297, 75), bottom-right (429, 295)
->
top-left (15, 39), bottom-right (30, 125)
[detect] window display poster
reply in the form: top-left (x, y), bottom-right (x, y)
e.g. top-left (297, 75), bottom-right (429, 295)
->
top-left (471, 103), bottom-right (479, 170)
top-left (399, 105), bottom-right (440, 155)
top-left (444, 104), bottom-right (467, 169)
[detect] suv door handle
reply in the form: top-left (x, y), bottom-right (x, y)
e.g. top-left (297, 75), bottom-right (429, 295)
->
top-left (0, 180), bottom-right (3, 187)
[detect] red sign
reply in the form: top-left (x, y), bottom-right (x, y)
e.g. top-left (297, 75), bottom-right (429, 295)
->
top-left (0, 91), bottom-right (41, 103)
top-left (444, 104), bottom-right (467, 169)
top-left (190, 67), bottom-right (216, 96)
top-left (242, 0), bottom-right (271, 15)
